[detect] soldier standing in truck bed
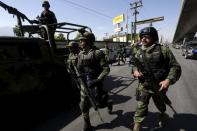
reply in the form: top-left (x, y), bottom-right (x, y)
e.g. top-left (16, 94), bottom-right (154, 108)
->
top-left (31, 1), bottom-right (57, 51)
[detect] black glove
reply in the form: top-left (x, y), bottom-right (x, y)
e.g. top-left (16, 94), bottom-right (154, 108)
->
top-left (88, 79), bottom-right (100, 88)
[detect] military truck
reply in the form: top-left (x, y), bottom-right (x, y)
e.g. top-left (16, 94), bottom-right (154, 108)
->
top-left (0, 1), bottom-right (91, 130)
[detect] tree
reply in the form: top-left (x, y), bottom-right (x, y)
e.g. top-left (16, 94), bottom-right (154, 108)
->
top-left (13, 26), bottom-right (22, 36)
top-left (74, 32), bottom-right (82, 40)
top-left (55, 33), bottom-right (66, 41)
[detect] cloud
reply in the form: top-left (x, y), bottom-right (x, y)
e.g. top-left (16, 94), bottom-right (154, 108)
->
top-left (0, 27), bottom-right (14, 36)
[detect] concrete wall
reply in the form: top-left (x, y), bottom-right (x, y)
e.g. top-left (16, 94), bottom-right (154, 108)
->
top-left (56, 40), bottom-right (130, 50)
top-left (94, 41), bottom-right (129, 49)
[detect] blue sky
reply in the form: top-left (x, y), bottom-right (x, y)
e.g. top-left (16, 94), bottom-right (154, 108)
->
top-left (0, 0), bottom-right (181, 42)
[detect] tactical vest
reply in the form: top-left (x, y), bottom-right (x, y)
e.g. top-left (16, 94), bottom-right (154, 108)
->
top-left (137, 44), bottom-right (169, 82)
top-left (67, 53), bottom-right (78, 66)
top-left (40, 10), bottom-right (56, 24)
top-left (78, 49), bottom-right (102, 79)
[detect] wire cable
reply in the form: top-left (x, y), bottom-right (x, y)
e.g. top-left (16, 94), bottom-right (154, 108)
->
top-left (63, 0), bottom-right (113, 19)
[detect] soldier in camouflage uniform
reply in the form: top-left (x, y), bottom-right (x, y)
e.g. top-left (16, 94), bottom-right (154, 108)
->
top-left (77, 31), bottom-right (113, 131)
top-left (117, 44), bottom-right (125, 65)
top-left (131, 27), bottom-right (181, 131)
top-left (66, 41), bottom-right (80, 70)
top-left (104, 44), bottom-right (111, 65)
top-left (32, 1), bottom-right (57, 50)
top-left (65, 41), bottom-right (80, 103)
top-left (122, 44), bottom-right (127, 62)
top-left (39, 1), bottom-right (57, 26)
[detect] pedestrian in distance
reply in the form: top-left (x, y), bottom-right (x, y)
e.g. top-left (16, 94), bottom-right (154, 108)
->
top-left (117, 44), bottom-right (125, 65)
top-left (122, 44), bottom-right (127, 63)
top-left (131, 26), bottom-right (182, 131)
top-left (104, 44), bottom-right (112, 66)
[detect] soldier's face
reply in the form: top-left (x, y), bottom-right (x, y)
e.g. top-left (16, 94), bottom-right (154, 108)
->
top-left (79, 39), bottom-right (86, 49)
top-left (43, 4), bottom-right (49, 10)
top-left (140, 35), bottom-right (153, 47)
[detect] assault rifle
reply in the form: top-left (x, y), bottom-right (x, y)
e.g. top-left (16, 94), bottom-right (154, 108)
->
top-left (69, 63), bottom-right (104, 122)
top-left (0, 1), bottom-right (32, 24)
top-left (0, 1), bottom-right (32, 36)
top-left (132, 48), bottom-right (177, 114)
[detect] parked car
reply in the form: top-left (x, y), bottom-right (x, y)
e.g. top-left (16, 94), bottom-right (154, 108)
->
top-left (181, 41), bottom-right (197, 59)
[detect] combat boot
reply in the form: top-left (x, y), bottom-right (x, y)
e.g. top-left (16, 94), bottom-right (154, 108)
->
top-left (82, 117), bottom-right (93, 131)
top-left (158, 113), bottom-right (169, 127)
top-left (132, 122), bottom-right (141, 131)
top-left (107, 100), bottom-right (113, 114)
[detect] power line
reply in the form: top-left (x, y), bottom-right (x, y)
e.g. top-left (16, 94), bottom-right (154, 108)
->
top-left (63, 0), bottom-right (113, 20)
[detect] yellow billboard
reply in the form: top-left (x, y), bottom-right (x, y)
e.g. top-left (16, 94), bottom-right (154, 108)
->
top-left (112, 14), bottom-right (124, 24)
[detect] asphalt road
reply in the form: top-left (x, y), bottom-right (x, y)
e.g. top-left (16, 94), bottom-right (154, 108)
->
top-left (32, 46), bottom-right (197, 131)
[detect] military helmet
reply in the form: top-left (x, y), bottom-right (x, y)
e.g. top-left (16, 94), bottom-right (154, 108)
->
top-left (42, 0), bottom-right (50, 7)
top-left (67, 41), bottom-right (79, 48)
top-left (79, 32), bottom-right (95, 44)
top-left (139, 27), bottom-right (159, 42)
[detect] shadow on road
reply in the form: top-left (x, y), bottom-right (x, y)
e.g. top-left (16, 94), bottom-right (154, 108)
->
top-left (143, 112), bottom-right (197, 131)
top-left (103, 75), bottom-right (136, 106)
top-left (94, 111), bottom-right (197, 131)
top-left (94, 110), bottom-right (134, 130)
top-left (142, 112), bottom-right (197, 131)
top-left (167, 113), bottom-right (197, 131)
top-left (104, 75), bottom-right (136, 93)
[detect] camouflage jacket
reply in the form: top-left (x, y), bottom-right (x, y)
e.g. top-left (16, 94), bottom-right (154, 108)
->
top-left (131, 43), bottom-right (181, 85)
top-left (66, 53), bottom-right (78, 73)
top-left (78, 48), bottom-right (110, 81)
top-left (40, 10), bottom-right (57, 25)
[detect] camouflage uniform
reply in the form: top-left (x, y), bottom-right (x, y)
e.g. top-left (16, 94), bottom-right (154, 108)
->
top-left (77, 32), bottom-right (112, 131)
top-left (32, 1), bottom-right (57, 51)
top-left (67, 53), bottom-right (78, 68)
top-left (66, 41), bottom-right (80, 69)
top-left (131, 27), bottom-right (181, 131)
top-left (123, 45), bottom-right (127, 62)
top-left (104, 44), bottom-right (111, 65)
top-left (117, 45), bottom-right (125, 65)
top-left (65, 41), bottom-right (80, 104)
top-left (39, 7), bottom-right (57, 26)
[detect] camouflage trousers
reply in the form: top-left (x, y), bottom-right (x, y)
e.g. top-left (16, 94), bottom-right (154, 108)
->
top-left (117, 54), bottom-right (125, 65)
top-left (133, 84), bottom-right (166, 123)
top-left (79, 83), bottom-right (109, 118)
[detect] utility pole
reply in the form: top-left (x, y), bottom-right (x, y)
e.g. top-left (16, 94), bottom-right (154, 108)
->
top-left (130, 0), bottom-right (142, 43)
top-left (126, 8), bottom-right (129, 43)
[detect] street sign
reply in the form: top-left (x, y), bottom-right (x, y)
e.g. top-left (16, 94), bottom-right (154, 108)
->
top-left (135, 16), bottom-right (164, 25)
top-left (112, 14), bottom-right (125, 24)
